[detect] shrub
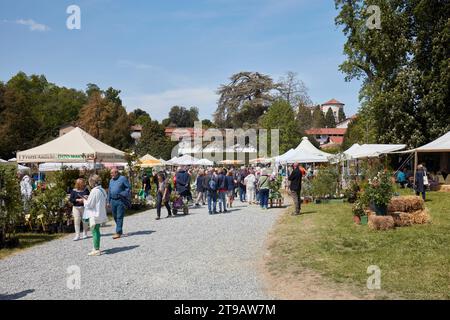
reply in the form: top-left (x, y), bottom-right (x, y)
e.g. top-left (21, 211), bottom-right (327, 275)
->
top-left (310, 168), bottom-right (339, 199)
top-left (0, 165), bottom-right (22, 248)
top-left (360, 171), bottom-right (395, 207)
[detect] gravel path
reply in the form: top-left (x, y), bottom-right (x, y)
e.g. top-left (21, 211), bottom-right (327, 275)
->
top-left (0, 202), bottom-right (284, 300)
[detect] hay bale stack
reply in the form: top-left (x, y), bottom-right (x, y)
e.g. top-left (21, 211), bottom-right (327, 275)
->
top-left (388, 196), bottom-right (424, 213)
top-left (410, 208), bottom-right (431, 224)
top-left (389, 212), bottom-right (413, 227)
top-left (365, 209), bottom-right (376, 217)
top-left (368, 215), bottom-right (395, 231)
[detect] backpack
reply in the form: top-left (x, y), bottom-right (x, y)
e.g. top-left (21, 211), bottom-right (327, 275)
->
top-left (209, 178), bottom-right (217, 191)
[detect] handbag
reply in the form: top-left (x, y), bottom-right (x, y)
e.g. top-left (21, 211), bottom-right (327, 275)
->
top-left (423, 174), bottom-right (429, 186)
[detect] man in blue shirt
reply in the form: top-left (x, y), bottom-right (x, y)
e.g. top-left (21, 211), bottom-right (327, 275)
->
top-left (108, 168), bottom-right (131, 239)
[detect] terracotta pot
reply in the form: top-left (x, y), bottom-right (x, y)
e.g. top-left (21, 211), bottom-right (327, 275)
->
top-left (353, 215), bottom-right (361, 224)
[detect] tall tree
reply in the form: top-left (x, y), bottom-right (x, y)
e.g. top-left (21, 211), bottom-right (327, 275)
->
top-left (77, 91), bottom-right (132, 150)
top-left (128, 108), bottom-right (151, 126)
top-left (136, 120), bottom-right (176, 159)
top-left (86, 83), bottom-right (101, 98)
top-left (0, 82), bottom-right (37, 158)
top-left (278, 71), bottom-right (312, 108)
top-left (104, 87), bottom-right (122, 106)
top-left (325, 108), bottom-right (337, 128)
top-left (338, 108), bottom-right (346, 123)
top-left (312, 106), bottom-right (326, 128)
top-left (167, 106), bottom-right (199, 127)
top-left (260, 100), bottom-right (303, 154)
top-left (335, 0), bottom-right (450, 147)
top-left (214, 72), bottom-right (281, 128)
top-left (296, 104), bottom-right (313, 131)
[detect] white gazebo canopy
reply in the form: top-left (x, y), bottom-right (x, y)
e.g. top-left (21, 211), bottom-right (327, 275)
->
top-left (16, 127), bottom-right (126, 163)
top-left (168, 155), bottom-right (200, 166)
top-left (416, 131), bottom-right (450, 153)
top-left (348, 144), bottom-right (406, 159)
top-left (282, 137), bottom-right (332, 163)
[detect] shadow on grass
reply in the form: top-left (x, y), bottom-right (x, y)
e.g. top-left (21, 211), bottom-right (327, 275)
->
top-left (0, 289), bottom-right (35, 300)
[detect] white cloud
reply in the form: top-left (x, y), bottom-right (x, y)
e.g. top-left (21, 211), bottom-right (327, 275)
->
top-left (15, 19), bottom-right (50, 32)
top-left (123, 87), bottom-right (219, 121)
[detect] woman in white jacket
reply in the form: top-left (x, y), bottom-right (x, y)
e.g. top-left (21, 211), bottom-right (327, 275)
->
top-left (82, 175), bottom-right (108, 256)
top-left (244, 170), bottom-right (256, 205)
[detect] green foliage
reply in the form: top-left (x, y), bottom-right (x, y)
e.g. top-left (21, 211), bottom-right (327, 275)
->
top-left (335, 0), bottom-right (450, 147)
top-left (214, 71), bottom-right (281, 128)
top-left (0, 72), bottom-right (87, 159)
top-left (296, 104), bottom-right (313, 131)
top-left (77, 91), bottom-right (132, 150)
top-left (312, 106), bottom-right (326, 128)
top-left (137, 119), bottom-right (177, 160)
top-left (338, 108), bottom-right (346, 123)
top-left (310, 168), bottom-right (339, 199)
top-left (167, 106), bottom-right (199, 127)
top-left (342, 114), bottom-right (377, 150)
top-left (269, 176), bottom-right (282, 200)
top-left (29, 187), bottom-right (68, 229)
top-left (325, 108), bottom-right (336, 128)
top-left (359, 171), bottom-right (395, 207)
top-left (260, 100), bottom-right (303, 155)
top-left (0, 166), bottom-right (22, 247)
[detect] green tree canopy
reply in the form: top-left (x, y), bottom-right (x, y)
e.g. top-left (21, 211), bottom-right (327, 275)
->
top-left (312, 106), bottom-right (326, 128)
top-left (335, 0), bottom-right (450, 147)
top-left (260, 100), bottom-right (303, 155)
top-left (214, 72), bottom-right (281, 128)
top-left (325, 108), bottom-right (337, 128)
top-left (296, 104), bottom-right (313, 132)
top-left (167, 106), bottom-right (199, 127)
top-left (77, 91), bottom-right (132, 151)
top-left (136, 120), bottom-right (176, 160)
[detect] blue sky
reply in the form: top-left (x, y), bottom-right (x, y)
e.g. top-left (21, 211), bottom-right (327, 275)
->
top-left (0, 0), bottom-right (362, 121)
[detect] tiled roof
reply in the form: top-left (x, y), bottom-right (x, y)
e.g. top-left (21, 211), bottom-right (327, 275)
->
top-left (322, 98), bottom-right (344, 105)
top-left (305, 128), bottom-right (347, 135)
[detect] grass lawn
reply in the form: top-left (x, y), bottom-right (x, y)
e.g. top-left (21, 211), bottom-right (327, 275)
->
top-left (267, 189), bottom-right (450, 299)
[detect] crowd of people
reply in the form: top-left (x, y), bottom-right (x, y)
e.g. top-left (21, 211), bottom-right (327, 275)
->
top-left (141, 164), bottom-right (306, 217)
top-left (13, 161), bottom-right (366, 257)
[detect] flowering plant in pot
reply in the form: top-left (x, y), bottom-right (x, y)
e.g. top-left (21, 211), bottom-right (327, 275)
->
top-left (352, 200), bottom-right (367, 225)
top-left (360, 171), bottom-right (395, 216)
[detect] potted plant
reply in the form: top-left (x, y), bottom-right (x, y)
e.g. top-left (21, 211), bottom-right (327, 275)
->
top-left (352, 200), bottom-right (367, 225)
top-left (360, 171), bottom-right (394, 216)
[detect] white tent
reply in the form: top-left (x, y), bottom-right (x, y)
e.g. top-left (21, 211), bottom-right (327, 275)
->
top-left (38, 162), bottom-right (103, 172)
top-left (342, 143), bottom-right (361, 160)
top-left (16, 127), bottom-right (125, 163)
top-left (348, 144), bottom-right (406, 159)
top-left (275, 148), bottom-right (296, 163)
top-left (283, 137), bottom-right (332, 163)
top-left (195, 158), bottom-right (214, 166)
top-left (168, 155), bottom-right (200, 165)
top-left (416, 131), bottom-right (450, 152)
